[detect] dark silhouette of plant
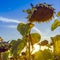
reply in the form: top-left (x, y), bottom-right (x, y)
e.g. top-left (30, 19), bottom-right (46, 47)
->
top-left (0, 37), bottom-right (11, 60)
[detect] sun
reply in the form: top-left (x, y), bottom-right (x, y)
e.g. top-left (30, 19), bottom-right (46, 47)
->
top-left (32, 44), bottom-right (53, 54)
top-left (32, 44), bottom-right (40, 54)
top-left (41, 46), bottom-right (48, 50)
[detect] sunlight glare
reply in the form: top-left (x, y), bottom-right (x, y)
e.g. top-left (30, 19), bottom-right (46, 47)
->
top-left (32, 44), bottom-right (40, 54)
top-left (41, 46), bottom-right (48, 50)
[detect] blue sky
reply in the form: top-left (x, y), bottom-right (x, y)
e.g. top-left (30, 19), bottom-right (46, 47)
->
top-left (0, 0), bottom-right (60, 42)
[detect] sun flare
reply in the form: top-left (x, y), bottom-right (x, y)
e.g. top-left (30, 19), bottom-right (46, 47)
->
top-left (32, 44), bottom-right (40, 54)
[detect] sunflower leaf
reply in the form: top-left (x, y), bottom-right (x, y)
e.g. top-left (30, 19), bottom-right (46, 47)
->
top-left (57, 11), bottom-right (60, 17)
top-left (51, 19), bottom-right (60, 31)
top-left (30, 33), bottom-right (41, 44)
top-left (3, 51), bottom-right (9, 60)
top-left (17, 23), bottom-right (34, 36)
top-left (10, 39), bottom-right (27, 57)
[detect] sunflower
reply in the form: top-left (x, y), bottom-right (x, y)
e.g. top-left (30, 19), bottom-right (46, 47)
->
top-left (23, 3), bottom-right (55, 23)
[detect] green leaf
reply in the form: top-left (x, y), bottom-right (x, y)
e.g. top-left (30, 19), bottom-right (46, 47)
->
top-left (17, 40), bottom-right (26, 54)
top-left (34, 50), bottom-right (44, 60)
top-left (10, 40), bottom-right (17, 45)
top-left (51, 19), bottom-right (60, 31)
top-left (17, 23), bottom-right (34, 36)
top-left (11, 39), bottom-right (21, 57)
top-left (3, 51), bottom-right (9, 60)
top-left (51, 35), bottom-right (60, 43)
top-left (30, 33), bottom-right (41, 44)
top-left (34, 49), bottom-right (53, 60)
top-left (17, 23), bottom-right (26, 35)
top-left (23, 9), bottom-right (31, 14)
top-left (17, 38), bottom-right (27, 54)
top-left (42, 49), bottom-right (53, 60)
top-left (57, 11), bottom-right (60, 17)
top-left (51, 35), bottom-right (60, 56)
top-left (11, 39), bottom-right (27, 57)
top-left (17, 23), bottom-right (25, 32)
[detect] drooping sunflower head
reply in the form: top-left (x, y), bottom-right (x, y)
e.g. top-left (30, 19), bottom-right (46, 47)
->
top-left (23, 3), bottom-right (55, 23)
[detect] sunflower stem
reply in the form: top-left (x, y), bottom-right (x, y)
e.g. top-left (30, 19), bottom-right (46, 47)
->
top-left (0, 53), bottom-right (2, 60)
top-left (28, 32), bottom-right (31, 60)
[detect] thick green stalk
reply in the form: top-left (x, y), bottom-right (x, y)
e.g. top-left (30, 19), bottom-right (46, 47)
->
top-left (53, 44), bottom-right (56, 60)
top-left (28, 33), bottom-right (31, 60)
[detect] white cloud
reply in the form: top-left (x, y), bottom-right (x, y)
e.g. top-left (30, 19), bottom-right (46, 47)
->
top-left (7, 25), bottom-right (50, 41)
top-left (32, 27), bottom-right (42, 35)
top-left (32, 27), bottom-right (50, 41)
top-left (0, 17), bottom-right (24, 23)
top-left (7, 25), bottom-right (17, 28)
top-left (32, 26), bottom-right (60, 42)
top-left (0, 16), bottom-right (59, 42)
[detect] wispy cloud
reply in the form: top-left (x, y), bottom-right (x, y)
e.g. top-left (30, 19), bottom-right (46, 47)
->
top-left (7, 25), bottom-right (17, 28)
top-left (32, 27), bottom-right (42, 35)
top-left (32, 26), bottom-right (60, 42)
top-left (32, 27), bottom-right (50, 41)
top-left (0, 17), bottom-right (24, 23)
top-left (0, 16), bottom-right (59, 42)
